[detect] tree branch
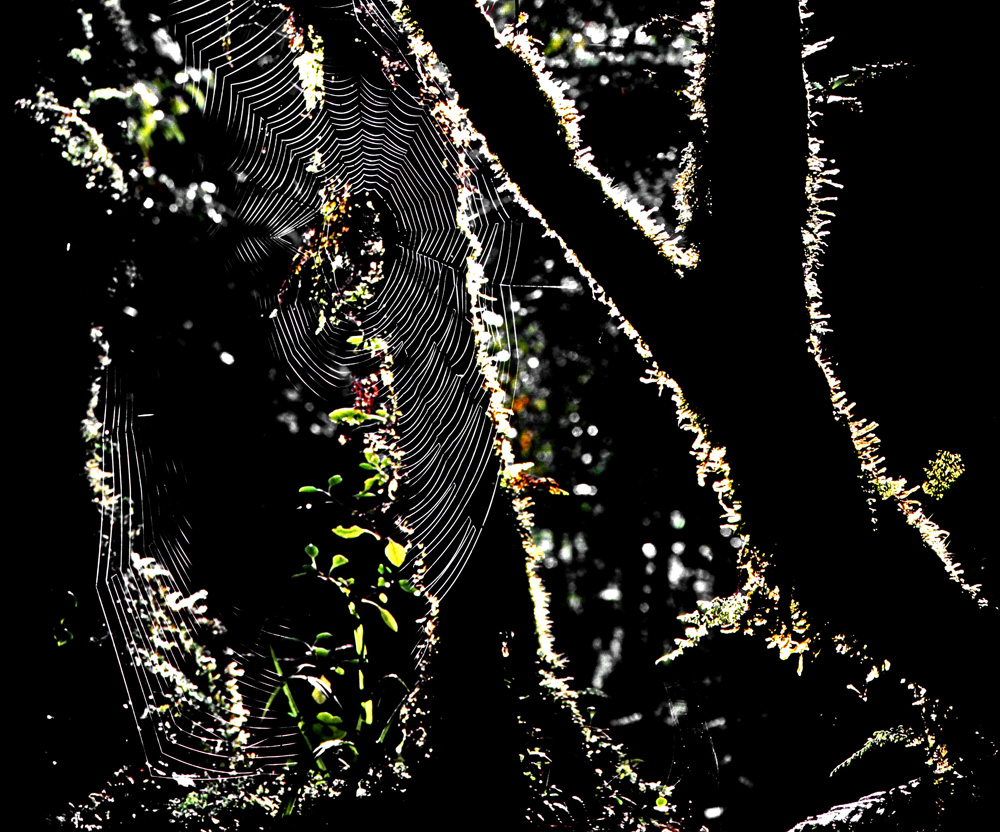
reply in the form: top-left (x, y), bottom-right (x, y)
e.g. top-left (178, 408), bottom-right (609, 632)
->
top-left (403, 0), bottom-right (997, 738)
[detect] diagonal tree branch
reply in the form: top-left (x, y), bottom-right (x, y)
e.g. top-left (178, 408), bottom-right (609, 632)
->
top-left (403, 0), bottom-right (997, 739)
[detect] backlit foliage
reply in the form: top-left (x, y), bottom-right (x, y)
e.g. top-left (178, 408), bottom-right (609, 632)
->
top-left (921, 450), bottom-right (965, 500)
top-left (31, 0), bottom-right (990, 828)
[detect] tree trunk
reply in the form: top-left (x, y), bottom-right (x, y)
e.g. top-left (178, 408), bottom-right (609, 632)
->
top-left (404, 0), bottom-right (998, 740)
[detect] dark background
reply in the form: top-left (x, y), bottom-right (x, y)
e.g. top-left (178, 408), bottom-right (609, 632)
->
top-left (19, 1), bottom-right (992, 829)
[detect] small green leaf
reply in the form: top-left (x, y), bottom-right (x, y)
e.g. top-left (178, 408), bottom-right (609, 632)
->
top-left (333, 525), bottom-right (379, 540)
top-left (359, 462), bottom-right (377, 471)
top-left (311, 674), bottom-right (331, 704)
top-left (360, 476), bottom-right (382, 493)
top-left (379, 607), bottom-right (398, 633)
top-left (262, 684), bottom-right (281, 717)
top-left (361, 598), bottom-right (399, 633)
top-left (331, 555), bottom-right (349, 569)
top-left (328, 407), bottom-right (364, 423)
top-left (384, 539), bottom-right (407, 567)
top-left (315, 632), bottom-right (333, 641)
top-left (399, 579), bottom-right (416, 594)
top-left (346, 335), bottom-right (364, 345)
top-left (354, 624), bottom-right (364, 655)
top-left (299, 486), bottom-right (321, 494)
top-left (313, 647), bottom-right (330, 658)
top-left (328, 407), bottom-right (386, 425)
top-left (304, 543), bottom-right (319, 559)
top-left (327, 475), bottom-right (343, 488)
top-left (362, 699), bottom-right (373, 725)
top-left (316, 712), bottom-right (343, 725)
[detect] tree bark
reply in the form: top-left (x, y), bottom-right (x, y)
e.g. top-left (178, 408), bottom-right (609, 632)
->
top-left (405, 0), bottom-right (997, 739)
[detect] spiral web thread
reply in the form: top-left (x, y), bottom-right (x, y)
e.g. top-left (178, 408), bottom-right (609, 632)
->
top-left (87, 0), bottom-right (525, 777)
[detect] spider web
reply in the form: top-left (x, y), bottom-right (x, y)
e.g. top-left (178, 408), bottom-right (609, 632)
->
top-left (87, 0), bottom-right (525, 777)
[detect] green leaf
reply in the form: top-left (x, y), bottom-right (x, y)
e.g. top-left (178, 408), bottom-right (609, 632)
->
top-left (354, 624), bottom-right (364, 655)
top-left (361, 598), bottom-right (399, 633)
top-left (315, 632), bottom-right (333, 641)
top-left (311, 675), bottom-right (331, 704)
top-left (385, 539), bottom-right (407, 567)
top-left (316, 712), bottom-right (343, 725)
top-left (313, 647), bottom-right (330, 658)
top-left (359, 475), bottom-right (382, 493)
top-left (362, 699), bottom-right (373, 725)
top-left (328, 407), bottom-right (365, 423)
top-left (333, 525), bottom-right (379, 540)
top-left (328, 407), bottom-right (386, 425)
top-left (262, 684), bottom-right (281, 718)
top-left (379, 607), bottom-right (399, 633)
top-left (359, 462), bottom-right (377, 470)
top-left (299, 486), bottom-right (322, 494)
top-left (346, 335), bottom-right (364, 345)
top-left (331, 555), bottom-right (349, 569)
top-left (304, 543), bottom-right (319, 559)
top-left (399, 579), bottom-right (416, 594)
top-left (327, 475), bottom-right (343, 488)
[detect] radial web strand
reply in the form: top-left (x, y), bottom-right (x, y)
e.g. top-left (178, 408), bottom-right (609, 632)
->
top-left (88, 0), bottom-right (526, 777)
